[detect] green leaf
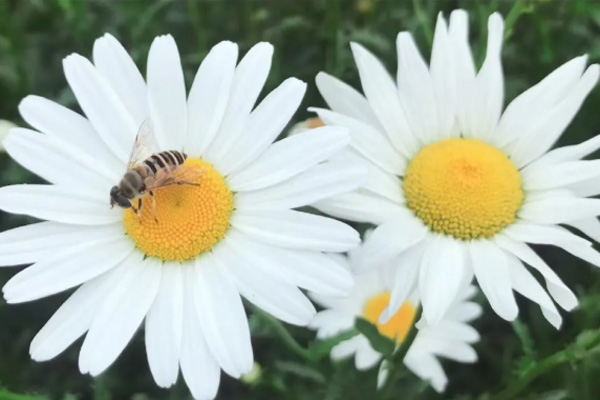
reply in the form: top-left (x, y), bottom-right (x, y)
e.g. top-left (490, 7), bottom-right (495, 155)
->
top-left (274, 361), bottom-right (326, 384)
top-left (355, 317), bottom-right (395, 357)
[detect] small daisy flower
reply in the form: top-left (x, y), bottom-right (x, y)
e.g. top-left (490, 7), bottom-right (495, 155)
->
top-left (310, 10), bottom-right (600, 328)
top-left (0, 34), bottom-right (363, 399)
top-left (309, 252), bottom-right (481, 393)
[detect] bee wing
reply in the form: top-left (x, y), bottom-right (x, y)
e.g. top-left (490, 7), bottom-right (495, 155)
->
top-left (128, 118), bottom-right (160, 169)
top-left (145, 164), bottom-right (207, 193)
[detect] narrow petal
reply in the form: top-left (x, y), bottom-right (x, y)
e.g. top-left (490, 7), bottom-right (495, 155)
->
top-left (380, 247), bottom-right (422, 324)
top-left (224, 230), bottom-right (353, 296)
top-left (180, 265), bottom-right (221, 400)
top-left (314, 192), bottom-right (407, 225)
top-left (470, 240), bottom-right (518, 321)
top-left (567, 218), bottom-right (600, 243)
top-left (3, 235), bottom-right (134, 304)
top-left (494, 55), bottom-right (587, 149)
top-left (309, 108), bottom-right (407, 175)
top-left (228, 126), bottom-right (349, 191)
top-left (519, 195), bottom-right (600, 224)
top-left (350, 42), bottom-right (418, 157)
top-left (63, 54), bottom-right (137, 162)
top-left (234, 160), bottom-right (366, 211)
top-left (521, 160), bottom-right (600, 191)
top-left (18, 95), bottom-right (123, 176)
top-left (420, 236), bottom-right (468, 324)
top-left (186, 41), bottom-right (238, 156)
top-left (505, 253), bottom-right (562, 329)
top-left (4, 128), bottom-right (115, 191)
top-left (494, 234), bottom-right (577, 310)
top-left (217, 78), bottom-right (307, 175)
top-left (331, 337), bottom-right (362, 360)
top-left (358, 211), bottom-right (428, 271)
top-left (195, 253), bottom-right (253, 378)
top-left (417, 336), bottom-right (477, 362)
top-left (315, 71), bottom-right (382, 128)
top-left (469, 13), bottom-right (504, 140)
top-left (218, 236), bottom-right (316, 325)
top-left (445, 301), bottom-right (482, 323)
top-left (79, 254), bottom-right (161, 376)
top-left (404, 350), bottom-right (447, 393)
top-left (531, 132), bottom-right (600, 168)
top-left (509, 65), bottom-right (599, 167)
top-left (93, 33), bottom-right (148, 125)
top-left (205, 43), bottom-right (273, 163)
top-left (232, 209), bottom-right (359, 252)
top-left (0, 221), bottom-right (121, 267)
top-left (355, 341), bottom-right (381, 370)
top-left (396, 32), bottom-right (438, 144)
top-left (0, 184), bottom-right (122, 225)
top-left (420, 321), bottom-right (480, 343)
top-left (147, 35), bottom-right (187, 150)
top-left (29, 271), bottom-right (115, 361)
top-left (145, 264), bottom-right (184, 388)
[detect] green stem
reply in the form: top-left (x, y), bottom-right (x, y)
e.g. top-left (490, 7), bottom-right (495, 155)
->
top-left (0, 391), bottom-right (49, 400)
top-left (504, 0), bottom-right (535, 41)
top-left (412, 0), bottom-right (433, 47)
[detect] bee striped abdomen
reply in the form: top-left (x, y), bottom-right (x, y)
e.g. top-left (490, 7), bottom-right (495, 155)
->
top-left (144, 151), bottom-right (187, 174)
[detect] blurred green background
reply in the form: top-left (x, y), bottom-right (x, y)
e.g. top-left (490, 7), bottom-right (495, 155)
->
top-left (2, 0), bottom-right (600, 399)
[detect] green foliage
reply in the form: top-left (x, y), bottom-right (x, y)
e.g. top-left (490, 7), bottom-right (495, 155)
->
top-left (2, 0), bottom-right (600, 399)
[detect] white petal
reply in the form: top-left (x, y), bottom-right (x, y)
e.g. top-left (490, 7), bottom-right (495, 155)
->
top-left (567, 218), bottom-right (600, 243)
top-left (18, 95), bottom-right (123, 176)
top-left (509, 65), bottom-right (599, 167)
top-left (205, 42), bottom-right (273, 163)
top-left (0, 184), bottom-right (121, 225)
top-left (186, 41), bottom-right (238, 156)
top-left (79, 254), bottom-right (161, 376)
top-left (224, 230), bottom-right (353, 296)
top-left (232, 209), bottom-right (359, 252)
top-left (314, 192), bottom-right (407, 225)
top-left (217, 78), bottom-right (306, 175)
top-left (380, 246), bottom-right (422, 324)
top-left (470, 240), bottom-right (518, 321)
top-left (315, 71), bottom-right (382, 128)
top-left (469, 13), bottom-right (504, 140)
top-left (330, 337), bottom-right (362, 360)
top-left (505, 253), bottom-right (562, 329)
top-left (445, 301), bottom-right (482, 323)
top-left (359, 211), bottom-right (428, 271)
top-left (147, 35), bottom-right (187, 150)
top-left (355, 341), bottom-right (381, 370)
top-left (430, 13), bottom-right (456, 139)
top-left (521, 160), bottom-right (600, 191)
top-left (63, 54), bottom-right (137, 162)
top-left (195, 252), bottom-right (253, 378)
top-left (494, 234), bottom-right (577, 311)
top-left (93, 33), bottom-right (148, 125)
top-left (417, 336), bottom-right (477, 363)
top-left (217, 236), bottom-right (316, 325)
top-left (4, 128), bottom-right (114, 191)
top-left (180, 264), bottom-right (221, 400)
top-left (494, 55), bottom-right (587, 149)
top-left (568, 176), bottom-right (600, 198)
top-left (3, 235), bottom-right (134, 304)
top-left (396, 32), bottom-right (438, 144)
top-left (228, 126), bottom-right (349, 191)
top-left (350, 42), bottom-right (418, 157)
top-left (420, 236), bottom-right (467, 324)
top-left (0, 222), bottom-right (121, 267)
top-left (448, 9), bottom-right (476, 138)
top-left (30, 271), bottom-right (115, 362)
top-left (420, 321), bottom-right (480, 343)
top-left (404, 350), bottom-right (447, 393)
top-left (519, 195), bottom-right (600, 224)
top-left (145, 265), bottom-right (184, 388)
top-left (532, 131), bottom-right (600, 167)
top-left (309, 107), bottom-right (406, 175)
top-left (234, 159), bottom-right (366, 211)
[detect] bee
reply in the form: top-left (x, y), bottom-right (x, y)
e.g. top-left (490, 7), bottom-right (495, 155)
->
top-left (110, 119), bottom-right (205, 220)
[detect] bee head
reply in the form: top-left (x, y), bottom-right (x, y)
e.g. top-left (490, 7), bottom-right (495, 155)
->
top-left (110, 186), bottom-right (132, 209)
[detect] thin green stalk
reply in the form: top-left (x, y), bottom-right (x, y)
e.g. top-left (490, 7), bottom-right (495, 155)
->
top-left (412, 0), bottom-right (433, 47)
top-left (254, 306), bottom-right (314, 361)
top-left (504, 0), bottom-right (535, 41)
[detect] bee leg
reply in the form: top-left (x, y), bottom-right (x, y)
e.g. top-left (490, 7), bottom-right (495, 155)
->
top-left (177, 181), bottom-right (201, 187)
top-left (149, 191), bottom-right (159, 223)
top-left (135, 198), bottom-right (143, 221)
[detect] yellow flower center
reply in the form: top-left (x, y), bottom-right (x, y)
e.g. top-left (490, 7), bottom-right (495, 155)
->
top-left (363, 293), bottom-right (416, 344)
top-left (123, 158), bottom-right (234, 262)
top-left (403, 138), bottom-right (523, 240)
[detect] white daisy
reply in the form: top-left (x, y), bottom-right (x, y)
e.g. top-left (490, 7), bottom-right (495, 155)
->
top-left (0, 34), bottom-right (364, 399)
top-left (310, 10), bottom-right (600, 329)
top-left (309, 252), bottom-right (481, 393)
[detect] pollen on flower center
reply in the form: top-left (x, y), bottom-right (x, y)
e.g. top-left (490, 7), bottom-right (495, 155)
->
top-left (123, 158), bottom-right (234, 262)
top-left (363, 293), bottom-right (416, 344)
top-left (403, 138), bottom-right (524, 240)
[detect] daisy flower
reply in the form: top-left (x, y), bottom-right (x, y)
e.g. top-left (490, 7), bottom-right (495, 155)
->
top-left (0, 34), bottom-right (363, 399)
top-left (309, 251), bottom-right (481, 393)
top-left (310, 10), bottom-right (600, 328)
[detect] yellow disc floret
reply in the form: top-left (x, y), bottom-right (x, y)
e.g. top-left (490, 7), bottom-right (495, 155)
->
top-left (363, 293), bottom-right (416, 344)
top-left (124, 158), bottom-right (233, 262)
top-left (403, 138), bottom-right (523, 240)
